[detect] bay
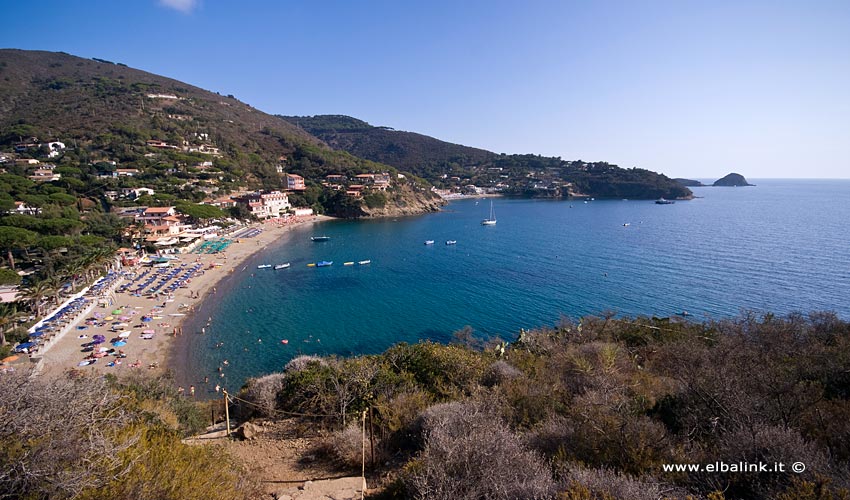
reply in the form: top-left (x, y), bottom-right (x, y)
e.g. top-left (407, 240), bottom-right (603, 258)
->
top-left (178, 179), bottom-right (850, 391)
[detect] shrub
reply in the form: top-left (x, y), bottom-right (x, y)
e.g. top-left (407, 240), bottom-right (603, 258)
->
top-left (481, 359), bottom-right (522, 387)
top-left (317, 422), bottom-right (385, 470)
top-left (239, 372), bottom-right (285, 418)
top-left (559, 466), bottom-right (687, 500)
top-left (402, 400), bottom-right (555, 500)
top-left (284, 354), bottom-right (327, 372)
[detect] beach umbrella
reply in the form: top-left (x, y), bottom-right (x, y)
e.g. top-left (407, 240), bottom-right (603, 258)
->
top-left (112, 309), bottom-right (123, 315)
top-left (141, 316), bottom-right (152, 322)
top-left (15, 342), bottom-right (36, 352)
top-left (118, 331), bottom-right (131, 338)
top-left (29, 331), bottom-right (46, 338)
top-left (119, 315), bottom-right (130, 321)
top-left (142, 329), bottom-right (155, 334)
top-left (104, 316), bottom-right (114, 321)
top-left (113, 341), bottom-right (127, 347)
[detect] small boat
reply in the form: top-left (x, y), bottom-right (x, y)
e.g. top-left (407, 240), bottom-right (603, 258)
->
top-left (446, 240), bottom-right (457, 245)
top-left (307, 263), bottom-right (316, 267)
top-left (257, 264), bottom-right (272, 269)
top-left (281, 339), bottom-right (289, 344)
top-left (343, 262), bottom-right (354, 266)
top-left (623, 223), bottom-right (630, 227)
top-left (424, 240), bottom-right (435, 245)
top-left (274, 263), bottom-right (290, 270)
top-left (317, 261), bottom-right (333, 267)
top-left (311, 236), bottom-right (331, 242)
top-left (655, 198), bottom-right (675, 205)
top-left (358, 260), bottom-right (371, 265)
top-left (481, 200), bottom-right (497, 225)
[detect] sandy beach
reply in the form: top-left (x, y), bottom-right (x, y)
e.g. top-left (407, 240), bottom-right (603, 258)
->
top-left (36, 215), bottom-right (333, 381)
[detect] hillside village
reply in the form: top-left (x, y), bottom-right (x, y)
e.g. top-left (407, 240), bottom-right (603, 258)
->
top-left (1, 136), bottom-right (406, 246)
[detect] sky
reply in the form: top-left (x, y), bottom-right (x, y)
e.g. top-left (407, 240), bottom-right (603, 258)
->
top-left (1, 0), bottom-right (849, 179)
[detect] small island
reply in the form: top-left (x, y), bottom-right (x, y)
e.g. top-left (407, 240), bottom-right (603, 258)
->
top-left (713, 172), bottom-right (753, 187)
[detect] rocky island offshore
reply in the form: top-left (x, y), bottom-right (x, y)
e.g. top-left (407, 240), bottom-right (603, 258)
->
top-left (713, 172), bottom-right (754, 186)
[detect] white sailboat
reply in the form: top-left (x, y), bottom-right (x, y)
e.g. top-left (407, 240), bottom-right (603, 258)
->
top-left (481, 200), bottom-right (497, 225)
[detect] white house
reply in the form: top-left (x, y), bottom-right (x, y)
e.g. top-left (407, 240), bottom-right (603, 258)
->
top-left (232, 191), bottom-right (290, 219)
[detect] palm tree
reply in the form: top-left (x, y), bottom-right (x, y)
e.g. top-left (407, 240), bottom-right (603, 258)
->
top-left (23, 280), bottom-right (54, 318)
top-left (45, 276), bottom-right (64, 309)
top-left (65, 261), bottom-right (86, 293)
top-left (0, 303), bottom-right (18, 347)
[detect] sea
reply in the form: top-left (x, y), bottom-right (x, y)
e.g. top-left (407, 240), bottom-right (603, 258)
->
top-left (175, 179), bottom-right (850, 392)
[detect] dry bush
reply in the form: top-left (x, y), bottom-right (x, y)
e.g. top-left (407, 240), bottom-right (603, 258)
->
top-left (402, 400), bottom-right (555, 500)
top-left (560, 466), bottom-right (688, 500)
top-left (0, 372), bottom-right (137, 499)
top-left (317, 422), bottom-right (385, 470)
top-left (482, 359), bottom-right (522, 387)
top-left (284, 354), bottom-right (327, 372)
top-left (704, 425), bottom-right (833, 499)
top-left (239, 372), bottom-right (285, 418)
top-left (0, 372), bottom-right (259, 500)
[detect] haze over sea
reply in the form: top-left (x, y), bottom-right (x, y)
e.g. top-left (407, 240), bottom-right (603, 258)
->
top-left (178, 179), bottom-right (850, 391)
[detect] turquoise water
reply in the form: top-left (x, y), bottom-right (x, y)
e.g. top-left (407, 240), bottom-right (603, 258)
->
top-left (176, 179), bottom-right (850, 392)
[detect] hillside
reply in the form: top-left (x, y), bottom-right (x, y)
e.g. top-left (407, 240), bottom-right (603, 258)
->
top-left (282, 114), bottom-right (692, 200)
top-left (281, 114), bottom-right (496, 175)
top-left (0, 49), bottom-right (438, 214)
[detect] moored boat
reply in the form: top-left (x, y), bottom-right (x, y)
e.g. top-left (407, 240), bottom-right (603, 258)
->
top-left (274, 263), bottom-right (290, 270)
top-left (446, 240), bottom-right (457, 245)
top-left (358, 260), bottom-right (371, 265)
top-left (344, 261), bottom-right (354, 266)
top-left (481, 200), bottom-right (497, 225)
top-left (257, 264), bottom-right (272, 269)
top-left (317, 261), bottom-right (333, 267)
top-left (307, 263), bottom-right (316, 267)
top-left (424, 240), bottom-right (435, 245)
top-left (311, 236), bottom-right (331, 241)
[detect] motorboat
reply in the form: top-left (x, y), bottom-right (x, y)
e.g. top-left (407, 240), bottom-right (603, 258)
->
top-left (274, 263), bottom-right (290, 270)
top-left (358, 260), bottom-right (371, 265)
top-left (425, 240), bottom-right (435, 245)
top-left (446, 240), bottom-right (457, 245)
top-left (311, 236), bottom-right (331, 241)
top-left (317, 261), bottom-right (333, 267)
top-left (257, 264), bottom-right (272, 269)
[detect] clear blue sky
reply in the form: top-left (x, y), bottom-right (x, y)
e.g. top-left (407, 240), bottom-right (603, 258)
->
top-left (2, 0), bottom-right (849, 179)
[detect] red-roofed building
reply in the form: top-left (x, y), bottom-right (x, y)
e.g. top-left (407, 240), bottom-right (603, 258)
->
top-left (232, 191), bottom-right (290, 219)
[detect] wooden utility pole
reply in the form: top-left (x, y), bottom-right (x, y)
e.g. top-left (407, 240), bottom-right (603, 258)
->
top-left (361, 409), bottom-right (367, 500)
top-left (223, 389), bottom-right (231, 436)
top-left (368, 407), bottom-right (375, 468)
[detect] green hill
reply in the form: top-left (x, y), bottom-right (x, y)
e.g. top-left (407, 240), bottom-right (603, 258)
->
top-left (0, 49), bottom-right (437, 212)
top-left (282, 114), bottom-right (692, 200)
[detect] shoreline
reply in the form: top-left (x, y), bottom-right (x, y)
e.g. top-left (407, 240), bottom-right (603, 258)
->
top-left (35, 215), bottom-right (334, 382)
